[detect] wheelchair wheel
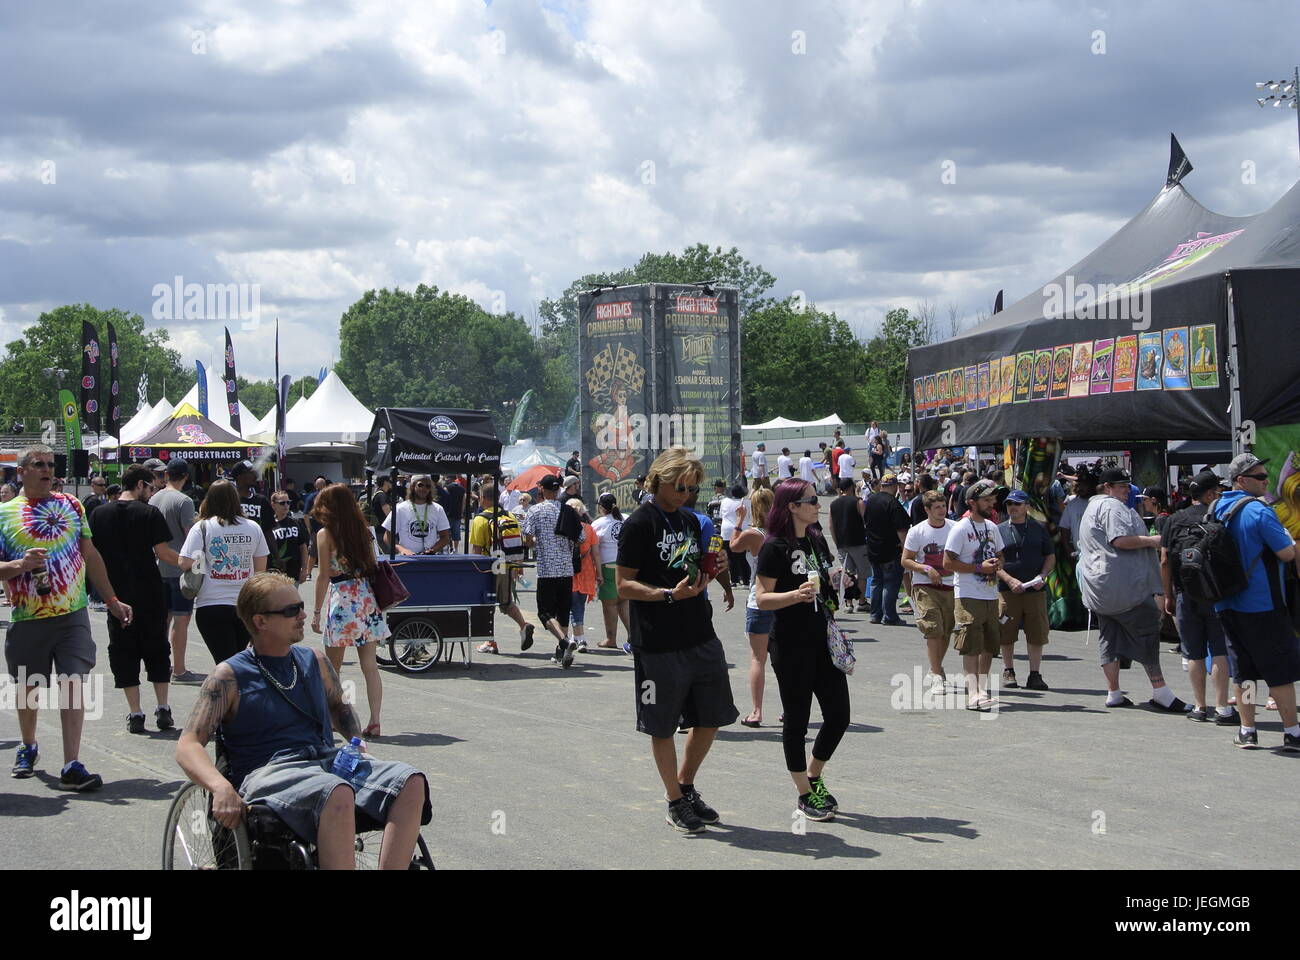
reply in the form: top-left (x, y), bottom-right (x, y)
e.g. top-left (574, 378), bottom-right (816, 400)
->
top-left (389, 617), bottom-right (442, 673)
top-left (162, 781), bottom-right (253, 870)
top-left (351, 830), bottom-right (434, 870)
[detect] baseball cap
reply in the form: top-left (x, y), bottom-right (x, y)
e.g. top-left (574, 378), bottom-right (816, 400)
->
top-left (881, 473), bottom-right (898, 485)
top-left (231, 460), bottom-right (256, 479)
top-left (562, 474), bottom-right (580, 487)
top-left (538, 474), bottom-right (562, 490)
top-left (1057, 463), bottom-right (1077, 477)
top-left (142, 458), bottom-right (166, 474)
top-left (1006, 489), bottom-right (1031, 504)
top-left (1188, 469), bottom-right (1227, 496)
top-left (1141, 486), bottom-right (1166, 500)
top-left (1227, 453), bottom-right (1269, 481)
top-left (165, 457), bottom-right (190, 479)
top-left (1099, 467), bottom-right (1131, 485)
top-left (968, 478), bottom-right (998, 499)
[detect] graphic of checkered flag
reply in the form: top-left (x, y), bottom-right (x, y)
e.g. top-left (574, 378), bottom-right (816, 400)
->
top-left (586, 345), bottom-right (614, 397)
top-left (613, 345), bottom-right (644, 393)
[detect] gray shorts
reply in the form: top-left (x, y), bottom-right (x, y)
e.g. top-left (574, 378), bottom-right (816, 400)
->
top-left (4, 608), bottom-right (96, 683)
top-left (238, 745), bottom-right (431, 845)
top-left (633, 635), bottom-right (738, 738)
top-left (1097, 598), bottom-right (1161, 667)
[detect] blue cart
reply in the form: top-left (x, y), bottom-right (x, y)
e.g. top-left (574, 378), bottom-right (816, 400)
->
top-left (379, 555), bottom-right (497, 672)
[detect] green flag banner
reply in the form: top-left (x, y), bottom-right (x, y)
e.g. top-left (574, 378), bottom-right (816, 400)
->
top-left (59, 388), bottom-right (81, 454)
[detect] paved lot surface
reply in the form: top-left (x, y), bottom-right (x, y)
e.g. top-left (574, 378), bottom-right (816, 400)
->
top-left (4, 532), bottom-right (1296, 870)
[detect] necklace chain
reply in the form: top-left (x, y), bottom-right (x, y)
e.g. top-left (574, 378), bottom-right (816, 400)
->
top-left (253, 653), bottom-right (298, 691)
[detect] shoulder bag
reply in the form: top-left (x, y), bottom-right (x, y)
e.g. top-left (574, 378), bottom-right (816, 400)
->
top-left (370, 559), bottom-right (410, 612)
top-left (180, 519), bottom-right (208, 600)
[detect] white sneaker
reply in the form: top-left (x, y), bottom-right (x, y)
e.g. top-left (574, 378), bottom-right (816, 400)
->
top-left (575, 637), bottom-right (588, 651)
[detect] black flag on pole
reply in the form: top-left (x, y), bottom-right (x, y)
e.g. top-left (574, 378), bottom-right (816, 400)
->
top-left (993, 290), bottom-right (1004, 315)
top-left (79, 320), bottom-right (100, 432)
top-left (223, 327), bottom-right (241, 436)
top-left (1166, 133), bottom-right (1193, 187)
top-left (107, 322), bottom-right (121, 440)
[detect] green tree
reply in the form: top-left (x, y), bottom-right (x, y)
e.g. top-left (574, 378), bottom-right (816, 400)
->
top-left (0, 304), bottom-right (194, 430)
top-left (236, 377), bottom-right (276, 420)
top-left (335, 285), bottom-right (544, 436)
top-left (861, 307), bottom-right (929, 420)
top-left (741, 299), bottom-right (869, 423)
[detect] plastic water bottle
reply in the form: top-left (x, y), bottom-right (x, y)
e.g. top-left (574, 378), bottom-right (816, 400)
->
top-left (331, 737), bottom-right (370, 787)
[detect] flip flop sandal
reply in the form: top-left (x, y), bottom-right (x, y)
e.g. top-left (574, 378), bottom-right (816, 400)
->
top-left (1106, 697), bottom-right (1135, 708)
top-left (740, 717), bottom-right (762, 727)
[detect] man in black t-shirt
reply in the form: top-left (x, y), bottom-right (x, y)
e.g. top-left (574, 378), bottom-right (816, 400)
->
top-left (995, 490), bottom-right (1055, 690)
top-left (616, 447), bottom-right (738, 834)
top-left (565, 452), bottom-right (581, 479)
top-left (233, 461), bottom-right (276, 548)
top-left (863, 473), bottom-right (910, 625)
top-left (436, 475), bottom-right (467, 544)
top-left (829, 478), bottom-right (870, 612)
top-left (268, 492), bottom-right (310, 583)
top-left (90, 465), bottom-right (182, 734)
top-left (370, 475), bottom-right (393, 545)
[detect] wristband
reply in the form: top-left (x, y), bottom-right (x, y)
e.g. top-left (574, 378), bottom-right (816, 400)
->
top-left (107, 596), bottom-right (118, 606)
top-left (662, 589), bottom-right (674, 604)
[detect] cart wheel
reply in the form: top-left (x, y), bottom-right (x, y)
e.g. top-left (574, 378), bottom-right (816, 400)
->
top-left (389, 617), bottom-right (443, 673)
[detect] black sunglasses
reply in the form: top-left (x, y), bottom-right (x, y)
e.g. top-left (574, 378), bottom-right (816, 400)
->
top-left (674, 484), bottom-right (701, 494)
top-left (1241, 472), bottom-right (1268, 481)
top-left (260, 602), bottom-right (306, 618)
top-left (794, 495), bottom-right (819, 506)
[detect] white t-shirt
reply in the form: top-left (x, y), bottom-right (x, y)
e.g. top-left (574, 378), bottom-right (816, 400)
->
top-left (838, 452), bottom-right (856, 477)
top-left (719, 497), bottom-right (744, 539)
top-left (180, 516), bottom-right (270, 609)
top-left (1059, 495), bottom-right (1087, 539)
top-left (776, 454), bottom-right (793, 479)
top-left (905, 518), bottom-right (956, 588)
top-left (382, 499), bottom-right (451, 554)
top-left (591, 514), bottom-right (623, 565)
top-left (943, 515), bottom-right (1005, 601)
top-left (751, 451), bottom-right (767, 478)
top-left (798, 456), bottom-right (815, 482)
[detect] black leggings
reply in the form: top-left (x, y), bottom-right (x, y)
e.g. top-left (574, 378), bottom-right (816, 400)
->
top-left (195, 604), bottom-right (251, 665)
top-left (770, 633), bottom-right (851, 773)
top-left (727, 549), bottom-right (751, 585)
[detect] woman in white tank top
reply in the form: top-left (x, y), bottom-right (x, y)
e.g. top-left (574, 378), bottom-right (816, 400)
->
top-left (730, 487), bottom-right (775, 726)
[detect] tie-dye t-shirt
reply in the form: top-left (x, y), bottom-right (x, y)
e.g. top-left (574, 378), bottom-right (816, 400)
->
top-left (0, 493), bottom-right (91, 621)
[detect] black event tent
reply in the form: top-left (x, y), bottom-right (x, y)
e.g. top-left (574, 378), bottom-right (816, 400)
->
top-left (366, 408), bottom-right (502, 474)
top-left (909, 137), bottom-right (1300, 450)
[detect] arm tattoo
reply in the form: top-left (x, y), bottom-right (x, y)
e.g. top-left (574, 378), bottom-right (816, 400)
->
top-left (320, 654), bottom-right (362, 741)
top-left (184, 672), bottom-right (236, 744)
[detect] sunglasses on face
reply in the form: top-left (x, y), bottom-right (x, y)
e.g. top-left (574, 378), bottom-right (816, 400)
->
top-left (260, 602), bottom-right (306, 618)
top-left (794, 495), bottom-right (819, 506)
top-left (674, 484), bottom-right (701, 494)
top-left (415, 483), bottom-right (430, 489)
top-left (1241, 472), bottom-right (1268, 481)
top-left (273, 499), bottom-right (290, 505)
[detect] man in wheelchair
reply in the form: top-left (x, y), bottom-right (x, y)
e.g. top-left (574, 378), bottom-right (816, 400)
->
top-left (175, 572), bottom-right (431, 869)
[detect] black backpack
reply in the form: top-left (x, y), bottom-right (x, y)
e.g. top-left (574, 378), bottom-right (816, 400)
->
top-left (1177, 496), bottom-right (1263, 604)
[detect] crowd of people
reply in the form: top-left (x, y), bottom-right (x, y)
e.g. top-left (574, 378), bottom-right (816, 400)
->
top-left (4, 422), bottom-right (1298, 851)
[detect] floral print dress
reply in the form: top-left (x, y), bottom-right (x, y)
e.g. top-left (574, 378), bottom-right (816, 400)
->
top-left (323, 551), bottom-right (391, 648)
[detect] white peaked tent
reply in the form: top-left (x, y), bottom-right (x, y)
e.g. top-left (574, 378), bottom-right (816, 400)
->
top-left (177, 365), bottom-right (259, 439)
top-left (102, 395), bottom-right (176, 449)
top-left (249, 394), bottom-right (306, 442)
top-left (260, 371), bottom-right (373, 448)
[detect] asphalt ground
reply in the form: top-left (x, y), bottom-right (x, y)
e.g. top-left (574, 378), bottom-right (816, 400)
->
top-left (3, 523), bottom-right (1297, 872)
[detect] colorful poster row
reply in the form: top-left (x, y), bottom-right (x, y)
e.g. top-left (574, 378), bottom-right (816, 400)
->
top-left (912, 325), bottom-right (1220, 419)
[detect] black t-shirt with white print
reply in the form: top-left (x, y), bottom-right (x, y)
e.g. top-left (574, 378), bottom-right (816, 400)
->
top-left (756, 535), bottom-right (834, 646)
top-left (616, 502), bottom-right (715, 653)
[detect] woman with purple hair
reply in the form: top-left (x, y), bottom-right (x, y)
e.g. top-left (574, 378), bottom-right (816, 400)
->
top-left (754, 478), bottom-right (851, 821)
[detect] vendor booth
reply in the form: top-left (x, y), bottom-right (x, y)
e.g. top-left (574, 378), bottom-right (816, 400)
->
top-left (365, 408), bottom-right (504, 671)
top-left (123, 403), bottom-right (266, 474)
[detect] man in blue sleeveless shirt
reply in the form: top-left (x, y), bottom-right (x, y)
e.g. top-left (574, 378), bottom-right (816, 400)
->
top-left (176, 572), bottom-right (430, 868)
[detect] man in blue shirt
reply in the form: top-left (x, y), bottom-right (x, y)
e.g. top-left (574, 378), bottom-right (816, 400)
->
top-left (1213, 453), bottom-right (1300, 751)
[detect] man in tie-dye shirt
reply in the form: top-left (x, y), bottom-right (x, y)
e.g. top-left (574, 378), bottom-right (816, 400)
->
top-left (1, 445), bottom-right (133, 790)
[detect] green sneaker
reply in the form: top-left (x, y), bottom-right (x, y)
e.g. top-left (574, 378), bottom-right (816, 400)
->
top-left (809, 775), bottom-right (838, 812)
top-left (797, 791), bottom-right (834, 821)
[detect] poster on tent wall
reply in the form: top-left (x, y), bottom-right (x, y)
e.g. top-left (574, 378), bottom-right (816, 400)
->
top-left (909, 275), bottom-right (1230, 450)
top-left (653, 285), bottom-right (742, 498)
top-left (578, 284), bottom-right (741, 512)
top-left (578, 287), bottom-right (654, 513)
top-left (1253, 425), bottom-right (1300, 541)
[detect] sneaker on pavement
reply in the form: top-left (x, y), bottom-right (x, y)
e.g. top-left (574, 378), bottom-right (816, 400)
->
top-left (171, 670), bottom-right (203, 684)
top-left (680, 785), bottom-right (720, 824)
top-left (1213, 708), bottom-right (1241, 726)
top-left (1187, 707), bottom-right (1209, 722)
top-left (58, 761), bottom-right (103, 791)
top-left (1025, 671), bottom-right (1049, 691)
top-left (1283, 733), bottom-right (1300, 753)
top-left (550, 644), bottom-right (565, 665)
top-left (881, 618), bottom-right (907, 627)
top-left (520, 624), bottom-right (535, 651)
top-left (665, 796), bottom-right (706, 833)
top-left (477, 640), bottom-right (499, 654)
top-left (11, 743), bottom-right (37, 778)
top-left (797, 791), bottom-right (835, 821)
top-left (809, 775), bottom-right (838, 812)
top-left (127, 713), bottom-right (146, 734)
top-left (622, 641), bottom-right (633, 655)
top-left (1233, 730), bottom-right (1259, 749)
top-left (575, 637), bottom-right (588, 652)
top-left (155, 706), bottom-right (175, 731)
top-left (562, 639), bottom-right (577, 669)
top-left (1002, 668), bottom-right (1018, 689)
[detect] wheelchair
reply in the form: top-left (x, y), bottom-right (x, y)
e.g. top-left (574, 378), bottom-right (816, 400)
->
top-left (162, 742), bottom-right (434, 871)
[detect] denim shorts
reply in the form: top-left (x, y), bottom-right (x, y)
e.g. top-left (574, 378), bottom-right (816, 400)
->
top-left (745, 605), bottom-right (775, 635)
top-left (163, 576), bottom-right (194, 615)
top-left (570, 591), bottom-right (588, 625)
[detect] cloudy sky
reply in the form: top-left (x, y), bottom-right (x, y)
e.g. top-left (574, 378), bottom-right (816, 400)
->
top-left (1, 0), bottom-right (1298, 381)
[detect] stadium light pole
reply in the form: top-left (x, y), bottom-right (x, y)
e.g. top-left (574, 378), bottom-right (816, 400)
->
top-left (1255, 68), bottom-right (1300, 162)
